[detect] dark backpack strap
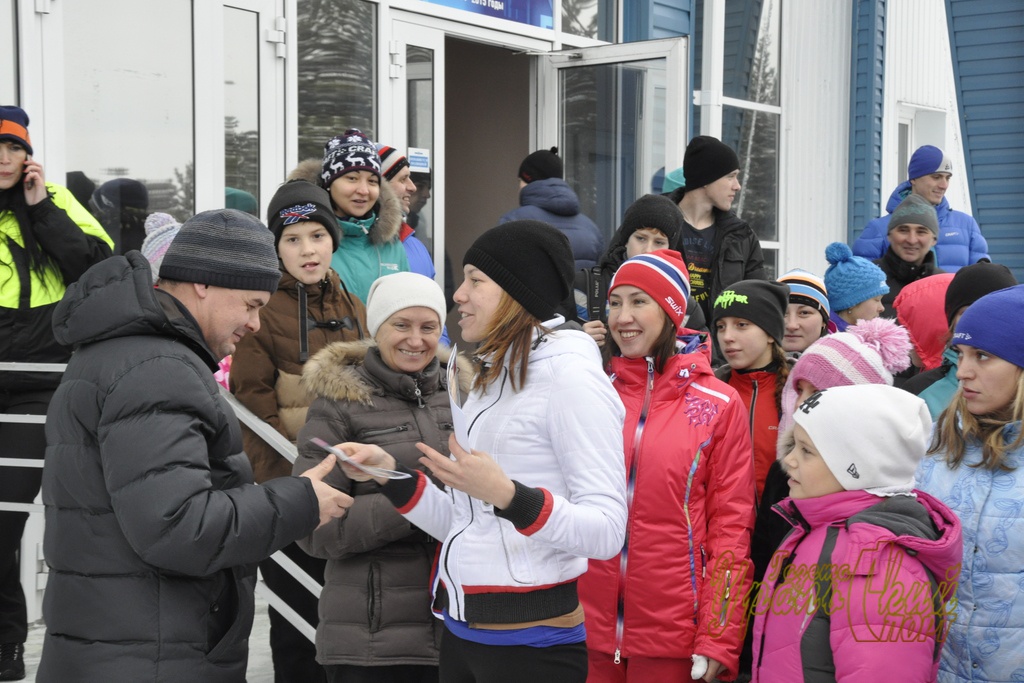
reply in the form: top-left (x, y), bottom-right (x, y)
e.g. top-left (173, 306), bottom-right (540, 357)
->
top-left (587, 266), bottom-right (604, 323)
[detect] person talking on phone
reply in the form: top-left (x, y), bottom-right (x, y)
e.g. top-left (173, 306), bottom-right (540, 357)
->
top-left (0, 105), bottom-right (113, 681)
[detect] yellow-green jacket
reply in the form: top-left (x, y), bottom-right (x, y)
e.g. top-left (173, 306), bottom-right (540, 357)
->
top-left (0, 182), bottom-right (113, 391)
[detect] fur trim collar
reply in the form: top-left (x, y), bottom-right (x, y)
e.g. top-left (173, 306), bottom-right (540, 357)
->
top-left (287, 158), bottom-right (403, 246)
top-left (301, 339), bottom-right (475, 404)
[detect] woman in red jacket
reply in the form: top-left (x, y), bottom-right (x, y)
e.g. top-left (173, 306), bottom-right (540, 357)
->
top-left (579, 250), bottom-right (755, 682)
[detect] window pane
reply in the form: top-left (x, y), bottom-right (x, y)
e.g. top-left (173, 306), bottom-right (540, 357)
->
top-left (407, 45), bottom-right (434, 253)
top-left (1, 1), bottom-right (16, 103)
top-left (693, 0), bottom-right (781, 106)
top-left (63, 1), bottom-right (194, 223)
top-left (722, 105), bottom-right (778, 242)
top-left (224, 7), bottom-right (260, 215)
top-left (761, 247), bottom-right (778, 280)
top-left (560, 59), bottom-right (667, 237)
top-left (562, 0), bottom-right (615, 41)
top-left (297, 0), bottom-right (376, 161)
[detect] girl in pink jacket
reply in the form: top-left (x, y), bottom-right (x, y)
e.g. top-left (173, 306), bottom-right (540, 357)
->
top-left (751, 384), bottom-right (962, 683)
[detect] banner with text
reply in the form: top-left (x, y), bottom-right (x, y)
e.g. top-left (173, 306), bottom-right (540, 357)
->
top-left (419, 0), bottom-right (553, 29)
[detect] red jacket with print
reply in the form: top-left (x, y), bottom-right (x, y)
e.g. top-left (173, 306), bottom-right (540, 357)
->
top-left (579, 340), bottom-right (755, 679)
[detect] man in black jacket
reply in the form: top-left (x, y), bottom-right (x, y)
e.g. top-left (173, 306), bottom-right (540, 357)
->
top-left (39, 210), bottom-right (352, 682)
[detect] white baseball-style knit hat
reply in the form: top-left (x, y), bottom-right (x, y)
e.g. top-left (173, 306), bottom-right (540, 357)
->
top-left (792, 384), bottom-right (931, 497)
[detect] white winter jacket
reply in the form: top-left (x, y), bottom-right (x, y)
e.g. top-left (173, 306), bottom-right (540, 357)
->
top-left (382, 321), bottom-right (627, 624)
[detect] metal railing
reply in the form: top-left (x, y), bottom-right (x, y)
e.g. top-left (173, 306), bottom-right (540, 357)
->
top-left (1, 362), bottom-right (323, 643)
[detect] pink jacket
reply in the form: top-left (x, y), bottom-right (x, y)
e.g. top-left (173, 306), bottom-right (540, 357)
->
top-left (751, 490), bottom-right (962, 683)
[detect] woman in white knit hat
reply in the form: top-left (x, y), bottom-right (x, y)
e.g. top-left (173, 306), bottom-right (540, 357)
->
top-left (293, 271), bottom-right (464, 683)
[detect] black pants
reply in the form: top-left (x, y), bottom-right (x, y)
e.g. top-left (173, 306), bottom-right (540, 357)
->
top-left (259, 542), bottom-right (327, 683)
top-left (438, 629), bottom-right (587, 683)
top-left (325, 664), bottom-right (439, 683)
top-left (0, 389), bottom-right (50, 644)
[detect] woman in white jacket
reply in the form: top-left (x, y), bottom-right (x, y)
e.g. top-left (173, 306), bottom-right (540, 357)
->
top-left (341, 220), bottom-right (626, 683)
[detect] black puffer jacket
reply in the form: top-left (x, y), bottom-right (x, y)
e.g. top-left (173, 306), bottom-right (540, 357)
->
top-left (39, 253), bottom-right (320, 682)
top-left (294, 340), bottom-right (473, 666)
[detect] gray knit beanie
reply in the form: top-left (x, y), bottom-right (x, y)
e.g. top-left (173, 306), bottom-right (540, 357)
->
top-left (159, 209), bottom-right (281, 293)
top-left (887, 193), bottom-right (939, 236)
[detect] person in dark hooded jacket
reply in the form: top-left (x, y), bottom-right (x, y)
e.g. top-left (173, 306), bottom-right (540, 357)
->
top-left (499, 147), bottom-right (605, 269)
top-left (39, 209), bottom-right (352, 683)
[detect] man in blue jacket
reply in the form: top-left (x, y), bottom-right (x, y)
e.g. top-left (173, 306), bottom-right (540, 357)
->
top-left (854, 145), bottom-right (989, 272)
top-left (500, 147), bottom-right (605, 269)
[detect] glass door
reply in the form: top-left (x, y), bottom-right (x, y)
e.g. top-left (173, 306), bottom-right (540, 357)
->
top-left (388, 19), bottom-right (446, 291)
top-left (535, 38), bottom-right (688, 237)
top-left (222, 0), bottom-right (284, 217)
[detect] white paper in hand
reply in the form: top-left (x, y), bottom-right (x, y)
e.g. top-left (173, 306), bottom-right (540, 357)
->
top-left (309, 438), bottom-right (411, 480)
top-left (447, 346), bottom-right (470, 450)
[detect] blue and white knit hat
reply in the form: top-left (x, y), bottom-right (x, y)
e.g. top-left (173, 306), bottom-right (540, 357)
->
top-left (609, 249), bottom-right (691, 331)
top-left (824, 242), bottom-right (889, 312)
top-left (907, 145), bottom-right (952, 180)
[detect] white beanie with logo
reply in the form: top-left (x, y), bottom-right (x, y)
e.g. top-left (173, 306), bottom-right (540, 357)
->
top-left (793, 384), bottom-right (931, 497)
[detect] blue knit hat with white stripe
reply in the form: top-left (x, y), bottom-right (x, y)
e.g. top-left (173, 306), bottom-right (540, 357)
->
top-left (907, 145), bottom-right (952, 180)
top-left (779, 268), bottom-right (830, 322)
top-left (608, 249), bottom-right (691, 331)
top-left (952, 284), bottom-right (1024, 370)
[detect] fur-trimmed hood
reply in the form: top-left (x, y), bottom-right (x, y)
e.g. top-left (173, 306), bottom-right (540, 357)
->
top-left (288, 157), bottom-right (403, 246)
top-left (302, 338), bottom-right (475, 405)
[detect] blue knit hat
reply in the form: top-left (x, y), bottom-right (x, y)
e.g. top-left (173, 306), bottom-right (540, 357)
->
top-left (952, 284), bottom-right (1024, 369)
top-left (907, 145), bottom-right (952, 180)
top-left (824, 242), bottom-right (889, 312)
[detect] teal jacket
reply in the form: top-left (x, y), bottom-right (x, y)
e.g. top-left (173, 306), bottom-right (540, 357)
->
top-left (330, 181), bottom-right (408, 303)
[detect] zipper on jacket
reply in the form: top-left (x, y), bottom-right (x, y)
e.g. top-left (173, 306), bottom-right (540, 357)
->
top-left (718, 569), bottom-right (732, 627)
top-left (361, 424), bottom-right (410, 437)
top-left (748, 379), bottom-right (760, 507)
top-left (444, 366), bottom-right (507, 622)
top-left (684, 437), bottom-right (712, 627)
top-left (614, 357), bottom-right (656, 664)
top-left (414, 379), bottom-right (425, 408)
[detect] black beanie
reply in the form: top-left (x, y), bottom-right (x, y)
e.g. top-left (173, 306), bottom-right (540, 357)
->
top-left (620, 194), bottom-right (684, 245)
top-left (518, 147), bottom-right (563, 183)
top-left (159, 209), bottom-right (282, 293)
top-left (710, 279), bottom-right (790, 344)
top-left (266, 180), bottom-right (340, 250)
top-left (682, 136), bottom-right (740, 191)
top-left (464, 220), bottom-right (574, 321)
top-left (944, 262), bottom-right (1018, 324)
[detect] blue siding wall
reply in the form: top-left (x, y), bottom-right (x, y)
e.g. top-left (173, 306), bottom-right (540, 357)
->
top-left (946, 0), bottom-right (1024, 281)
top-left (847, 0), bottom-right (886, 242)
top-left (626, 0), bottom-right (689, 41)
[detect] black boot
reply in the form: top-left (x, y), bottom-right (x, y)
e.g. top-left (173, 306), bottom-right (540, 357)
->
top-left (0, 643), bottom-right (24, 681)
